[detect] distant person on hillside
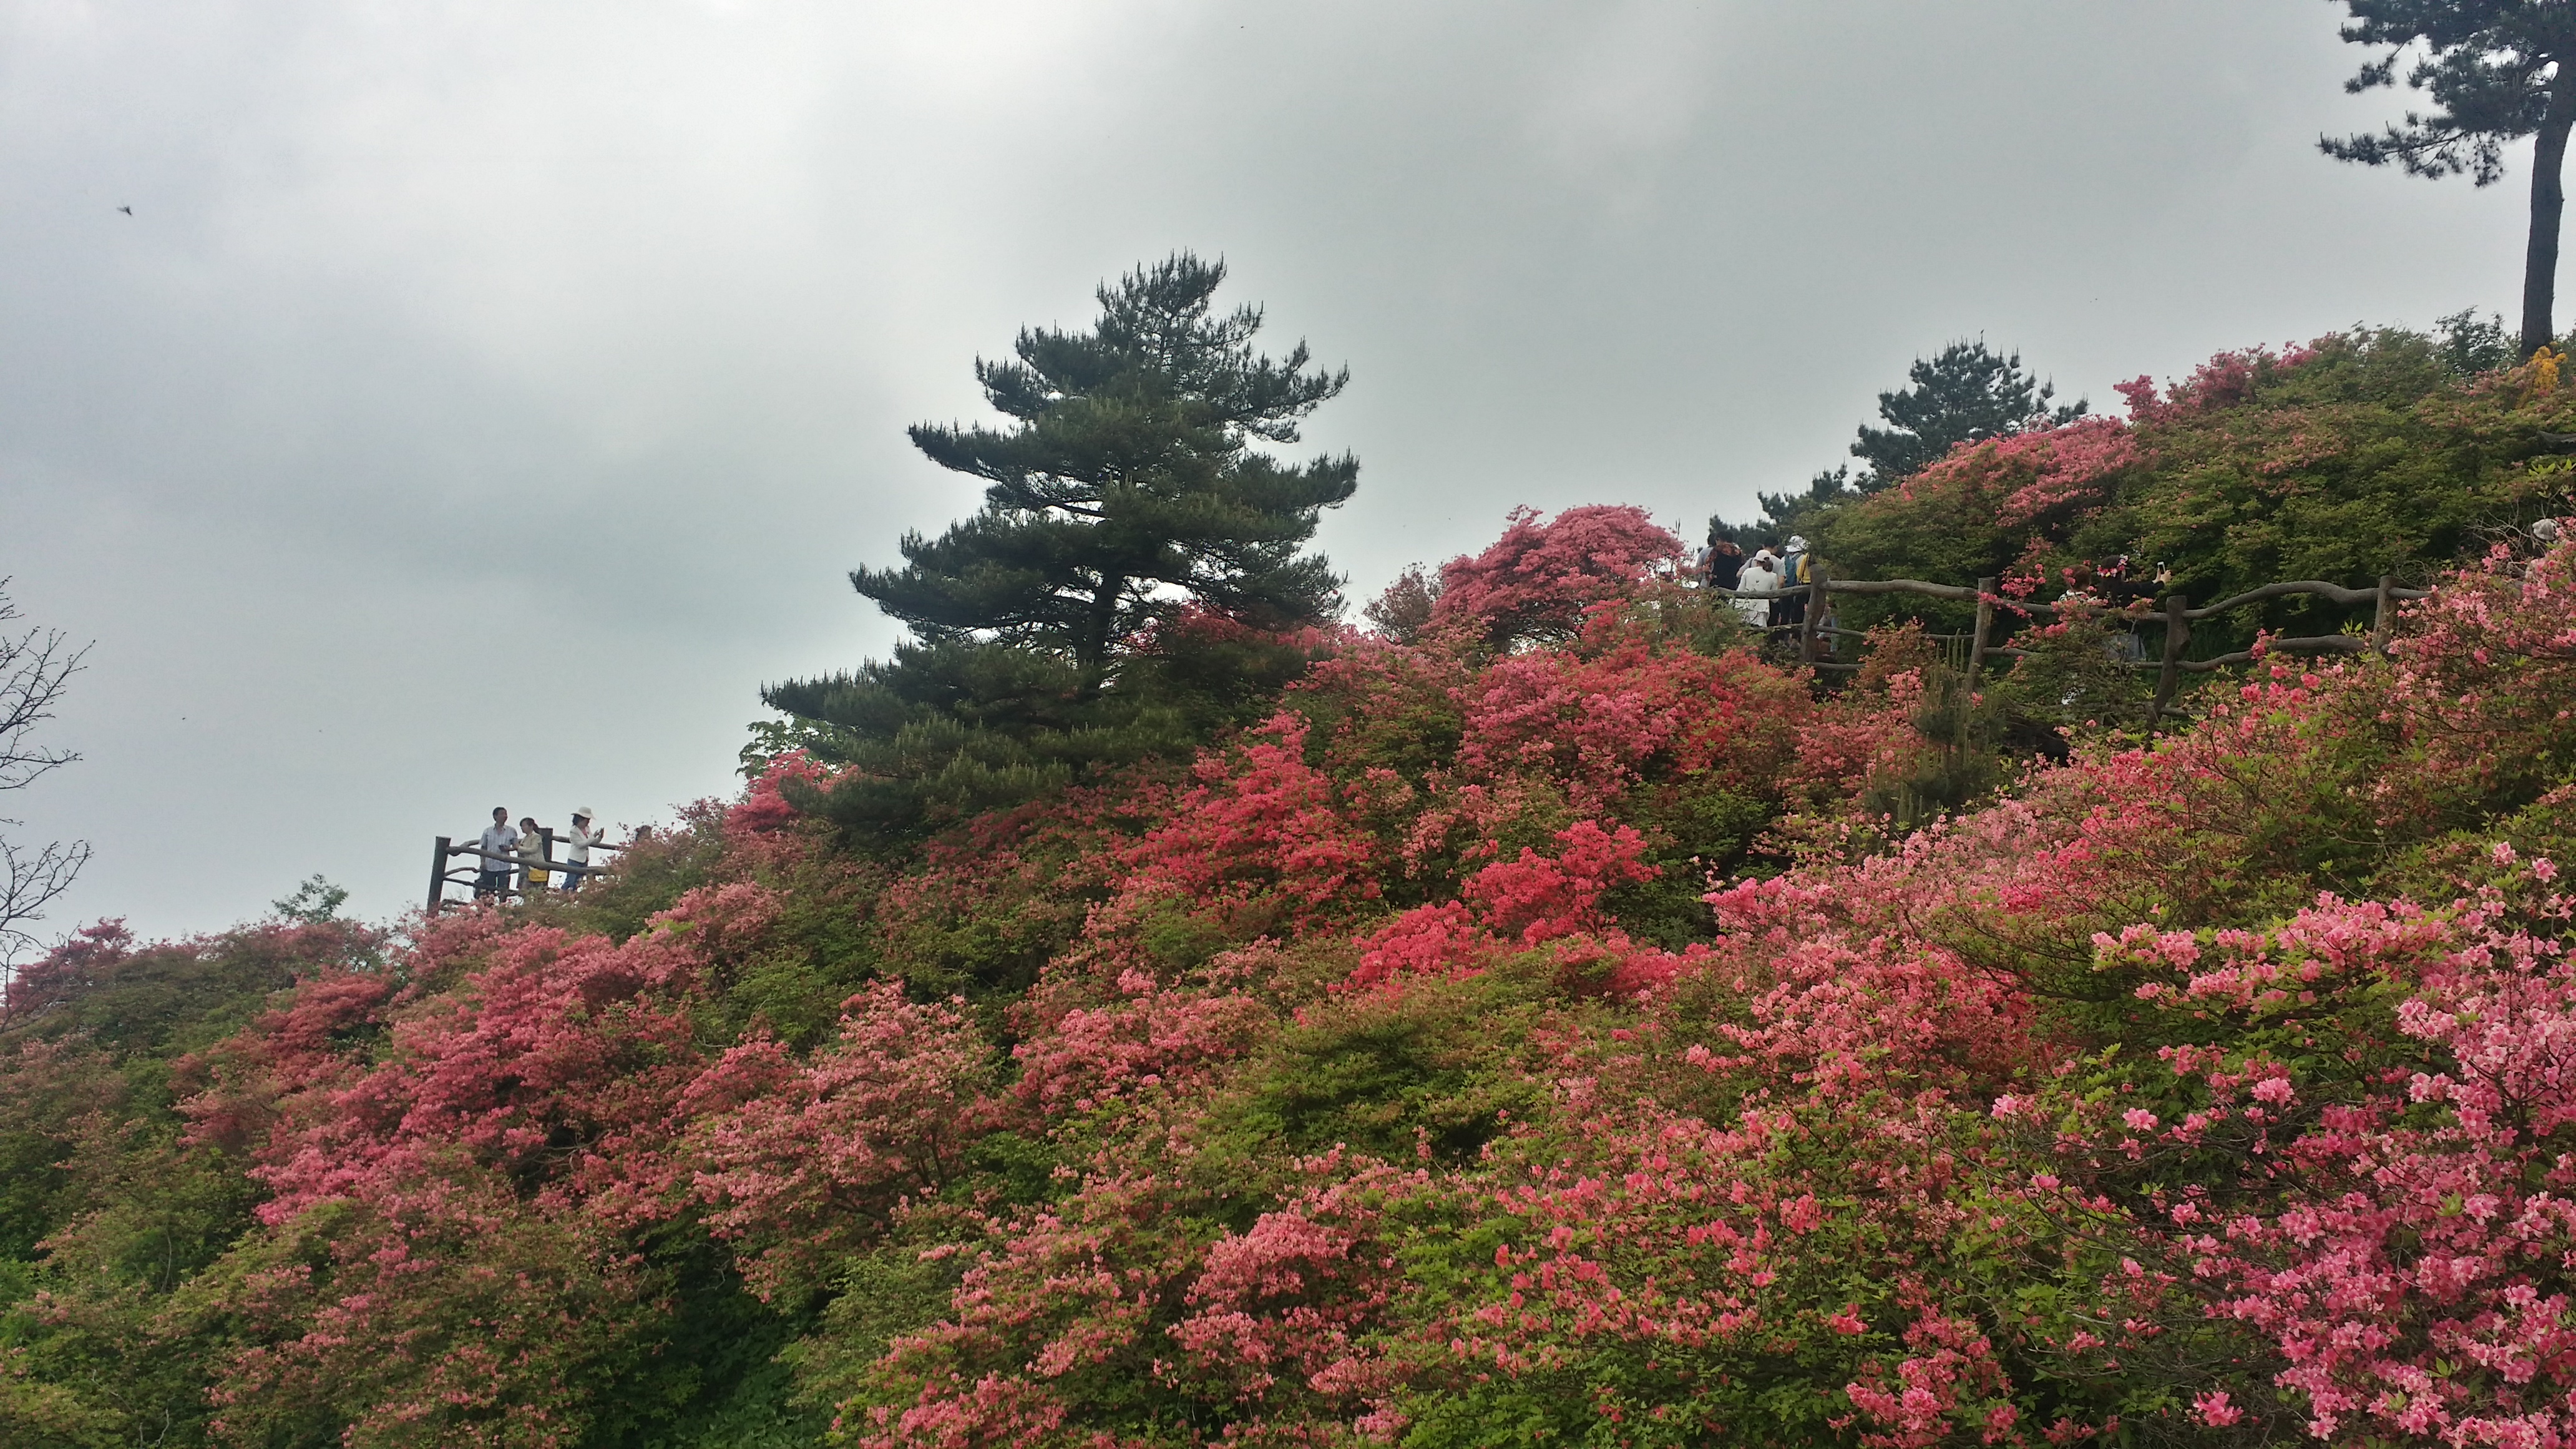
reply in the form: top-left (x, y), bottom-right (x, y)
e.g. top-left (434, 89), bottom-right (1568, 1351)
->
top-left (517, 816), bottom-right (550, 895)
top-left (474, 807), bottom-right (518, 900)
top-left (1697, 529), bottom-right (1744, 591)
top-left (560, 807), bottom-right (604, 892)
top-left (2102, 556), bottom-right (2157, 608)
top-left (2509, 518), bottom-right (2564, 580)
top-left (1775, 535), bottom-right (1813, 632)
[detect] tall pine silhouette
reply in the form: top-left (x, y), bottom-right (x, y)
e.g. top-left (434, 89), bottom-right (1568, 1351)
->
top-left (2323, 2), bottom-right (2576, 358)
top-left (1848, 339), bottom-right (2083, 491)
top-left (763, 253), bottom-right (1358, 841)
top-left (1753, 339), bottom-right (2082, 537)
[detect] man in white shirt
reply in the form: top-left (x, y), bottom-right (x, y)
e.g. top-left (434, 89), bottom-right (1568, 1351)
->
top-left (474, 807), bottom-right (519, 900)
top-left (560, 807), bottom-right (605, 892)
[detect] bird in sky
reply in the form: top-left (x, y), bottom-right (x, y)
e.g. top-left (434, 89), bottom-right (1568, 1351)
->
top-left (117, 205), bottom-right (132, 215)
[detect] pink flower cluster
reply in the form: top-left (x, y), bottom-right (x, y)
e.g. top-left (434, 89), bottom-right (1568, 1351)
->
top-left (1900, 414), bottom-right (2140, 526)
top-left (1430, 504), bottom-right (1684, 645)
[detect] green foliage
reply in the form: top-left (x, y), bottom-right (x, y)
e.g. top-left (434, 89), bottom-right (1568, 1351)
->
top-left (1219, 963), bottom-right (1559, 1164)
top-left (537, 807), bottom-right (729, 944)
top-left (2369, 781), bottom-right (2576, 906)
top-left (681, 854), bottom-right (890, 1049)
top-left (268, 876), bottom-right (348, 925)
top-left (1603, 784), bottom-right (1772, 945)
top-left (2325, 1), bottom-right (2576, 184)
top-left (2437, 306), bottom-right (2517, 376)
top-left (0, 1347), bottom-right (129, 1449)
top-left (1842, 627), bottom-right (2022, 824)
top-left (7, 926), bottom-right (373, 1063)
top-left (0, 1045), bottom-right (121, 1260)
top-left (1986, 614), bottom-right (2154, 738)
top-left (1747, 464), bottom-right (1856, 546)
top-left (777, 1247), bottom-right (963, 1438)
top-left (1815, 328), bottom-right (2576, 650)
top-left (35, 1121), bottom-right (261, 1297)
top-left (0, 920), bottom-right (368, 1449)
top-left (177, 1190), bottom-right (663, 1449)
top-left (767, 253), bottom-right (1360, 844)
top-left (0, 1129), bottom-right (261, 1449)
top-left (2323, 2), bottom-right (2576, 354)
top-left (2107, 333), bottom-right (2479, 592)
top-left (1744, 339), bottom-right (2084, 541)
top-left (741, 715), bottom-right (859, 779)
top-left (878, 252), bottom-right (1355, 663)
top-left (867, 841), bottom-right (1101, 1010)
top-left (617, 1229), bottom-right (834, 1449)
top-left (1383, 1096), bottom-right (2148, 1449)
top-left (1848, 339), bottom-right (2086, 491)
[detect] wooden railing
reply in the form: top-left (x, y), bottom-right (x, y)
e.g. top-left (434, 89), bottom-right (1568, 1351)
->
top-left (1709, 567), bottom-right (2432, 723)
top-left (427, 831), bottom-right (628, 914)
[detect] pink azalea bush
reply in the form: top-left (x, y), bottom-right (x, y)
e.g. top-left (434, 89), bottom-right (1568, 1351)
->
top-left (1896, 414), bottom-right (2142, 527)
top-left (14, 502), bottom-right (2576, 1449)
top-left (1431, 504), bottom-right (1684, 646)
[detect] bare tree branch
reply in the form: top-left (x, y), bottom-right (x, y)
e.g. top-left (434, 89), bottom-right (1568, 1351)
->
top-left (0, 578), bottom-right (90, 976)
top-left (0, 832), bottom-right (89, 965)
top-left (0, 577), bottom-right (89, 793)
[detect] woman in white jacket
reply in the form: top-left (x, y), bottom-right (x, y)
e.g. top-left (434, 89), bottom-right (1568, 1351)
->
top-left (1734, 548), bottom-right (1782, 628)
top-left (560, 807), bottom-right (606, 892)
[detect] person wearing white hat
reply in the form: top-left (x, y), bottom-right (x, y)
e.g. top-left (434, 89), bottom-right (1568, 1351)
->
top-left (560, 807), bottom-right (605, 892)
top-left (1776, 535), bottom-right (1813, 632)
top-left (1734, 546), bottom-right (1782, 628)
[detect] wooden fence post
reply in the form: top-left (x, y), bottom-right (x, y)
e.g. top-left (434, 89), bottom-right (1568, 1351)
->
top-left (1964, 577), bottom-right (1995, 689)
top-left (428, 836), bottom-right (452, 916)
top-left (1801, 562), bottom-right (1828, 665)
top-left (1959, 577), bottom-right (1996, 748)
top-left (2149, 592), bottom-right (2189, 726)
top-left (2371, 573), bottom-right (2396, 654)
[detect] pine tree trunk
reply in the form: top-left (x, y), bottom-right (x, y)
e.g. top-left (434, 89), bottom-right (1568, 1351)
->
top-left (1076, 575), bottom-right (1125, 693)
top-left (2524, 92), bottom-right (2576, 359)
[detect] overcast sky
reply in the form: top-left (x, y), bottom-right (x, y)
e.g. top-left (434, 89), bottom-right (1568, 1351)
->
top-left (0, 0), bottom-right (2530, 941)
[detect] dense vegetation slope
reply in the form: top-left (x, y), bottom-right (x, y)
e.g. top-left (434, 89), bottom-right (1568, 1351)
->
top-left (6, 339), bottom-right (2576, 1449)
top-left (1803, 329), bottom-right (2574, 646)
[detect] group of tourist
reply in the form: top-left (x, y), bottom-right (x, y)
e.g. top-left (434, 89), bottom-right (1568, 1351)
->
top-left (1690, 529), bottom-right (1825, 635)
top-left (471, 805), bottom-right (608, 900)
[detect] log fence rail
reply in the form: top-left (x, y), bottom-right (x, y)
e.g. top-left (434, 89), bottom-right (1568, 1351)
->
top-left (1709, 567), bottom-right (2432, 725)
top-left (427, 830), bottom-right (629, 915)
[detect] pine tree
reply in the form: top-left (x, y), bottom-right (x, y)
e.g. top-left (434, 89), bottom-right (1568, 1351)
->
top-left (2323, 2), bottom-right (2576, 359)
top-left (762, 253), bottom-right (1358, 842)
top-left (1848, 340), bottom-right (2084, 492)
top-left (1739, 341), bottom-right (2084, 544)
top-left (1747, 466), bottom-right (1856, 549)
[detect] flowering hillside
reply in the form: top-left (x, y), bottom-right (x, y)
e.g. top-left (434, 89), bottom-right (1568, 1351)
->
top-left (1811, 331), bottom-right (2576, 646)
top-left (7, 381), bottom-right (2576, 1448)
